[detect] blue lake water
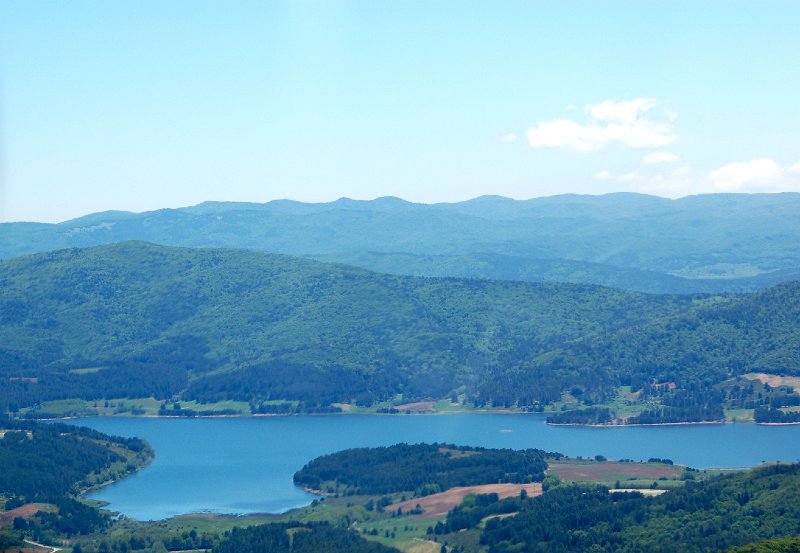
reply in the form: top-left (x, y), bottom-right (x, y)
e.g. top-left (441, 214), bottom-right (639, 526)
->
top-left (73, 414), bottom-right (800, 520)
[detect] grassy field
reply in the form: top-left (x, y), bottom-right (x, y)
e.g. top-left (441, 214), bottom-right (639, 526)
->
top-left (547, 459), bottom-right (685, 488)
top-left (726, 408), bottom-right (756, 422)
top-left (19, 398), bottom-right (253, 418)
top-left (543, 386), bottom-right (654, 419)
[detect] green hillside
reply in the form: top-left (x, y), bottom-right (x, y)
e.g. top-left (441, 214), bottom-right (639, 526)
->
top-left (518, 281), bottom-right (800, 421)
top-left (0, 242), bottom-right (690, 411)
top-left (0, 418), bottom-right (152, 545)
top-left (1, 241), bottom-right (799, 418)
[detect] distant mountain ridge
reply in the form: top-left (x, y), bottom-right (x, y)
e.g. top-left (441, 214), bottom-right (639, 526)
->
top-left (2, 193), bottom-right (799, 293)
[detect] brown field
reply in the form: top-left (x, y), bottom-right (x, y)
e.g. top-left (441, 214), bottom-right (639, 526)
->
top-left (394, 401), bottom-right (436, 412)
top-left (0, 503), bottom-right (52, 525)
top-left (747, 373), bottom-right (800, 394)
top-left (390, 483), bottom-right (542, 519)
top-left (548, 461), bottom-right (682, 482)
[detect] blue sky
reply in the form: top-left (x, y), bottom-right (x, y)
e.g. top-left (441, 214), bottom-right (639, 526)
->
top-left (1, 0), bottom-right (799, 222)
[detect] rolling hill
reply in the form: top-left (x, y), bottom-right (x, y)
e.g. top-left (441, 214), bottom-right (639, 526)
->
top-left (2, 242), bottom-right (800, 418)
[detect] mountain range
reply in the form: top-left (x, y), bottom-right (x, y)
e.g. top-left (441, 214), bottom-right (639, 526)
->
top-left (3, 193), bottom-right (800, 294)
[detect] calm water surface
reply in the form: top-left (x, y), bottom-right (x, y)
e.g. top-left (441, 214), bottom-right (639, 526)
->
top-left (73, 414), bottom-right (800, 520)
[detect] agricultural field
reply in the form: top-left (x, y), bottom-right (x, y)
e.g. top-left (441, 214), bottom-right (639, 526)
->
top-left (390, 483), bottom-right (542, 519)
top-left (746, 373), bottom-right (800, 394)
top-left (547, 459), bottom-right (685, 489)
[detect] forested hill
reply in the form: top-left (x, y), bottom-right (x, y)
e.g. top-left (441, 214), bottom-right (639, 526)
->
top-left (294, 444), bottom-right (548, 496)
top-left (0, 418), bottom-right (150, 502)
top-left (517, 281), bottom-right (800, 407)
top-left (448, 462), bottom-right (800, 553)
top-left (2, 193), bottom-right (800, 293)
top-left (0, 418), bottom-right (152, 545)
top-left (1, 242), bottom-right (799, 414)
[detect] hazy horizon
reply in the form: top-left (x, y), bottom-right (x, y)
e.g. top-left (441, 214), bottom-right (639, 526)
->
top-left (2, 1), bottom-right (799, 223)
top-left (4, 189), bottom-right (800, 226)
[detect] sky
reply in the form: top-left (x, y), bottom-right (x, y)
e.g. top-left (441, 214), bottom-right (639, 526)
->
top-left (1, 0), bottom-right (799, 223)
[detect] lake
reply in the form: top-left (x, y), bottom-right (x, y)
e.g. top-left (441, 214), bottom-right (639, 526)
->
top-left (74, 414), bottom-right (800, 520)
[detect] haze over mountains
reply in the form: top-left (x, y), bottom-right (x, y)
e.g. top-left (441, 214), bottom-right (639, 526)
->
top-left (3, 193), bottom-right (800, 294)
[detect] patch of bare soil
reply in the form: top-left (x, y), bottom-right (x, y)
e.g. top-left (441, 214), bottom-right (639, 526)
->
top-left (749, 373), bottom-right (800, 394)
top-left (390, 483), bottom-right (542, 519)
top-left (0, 504), bottom-right (51, 525)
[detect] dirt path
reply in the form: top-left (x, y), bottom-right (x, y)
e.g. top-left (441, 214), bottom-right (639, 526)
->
top-left (23, 539), bottom-right (63, 553)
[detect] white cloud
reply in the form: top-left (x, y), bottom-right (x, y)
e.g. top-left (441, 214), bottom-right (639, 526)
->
top-left (589, 98), bottom-right (658, 124)
top-left (526, 97), bottom-right (677, 152)
top-left (642, 152), bottom-right (679, 165)
top-left (708, 158), bottom-right (782, 192)
top-left (497, 133), bottom-right (518, 143)
top-left (594, 170), bottom-right (612, 180)
top-left (789, 161), bottom-right (800, 175)
top-left (626, 160), bottom-right (800, 198)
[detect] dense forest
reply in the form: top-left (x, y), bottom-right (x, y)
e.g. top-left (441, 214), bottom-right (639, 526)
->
top-left (2, 242), bottom-right (800, 422)
top-left (0, 419), bottom-right (150, 502)
top-left (466, 463), bottom-right (800, 553)
top-left (0, 241), bottom-right (690, 412)
top-left (546, 407), bottom-right (613, 425)
top-left (214, 522), bottom-right (399, 553)
top-left (294, 443), bottom-right (549, 496)
top-left (755, 408), bottom-right (800, 424)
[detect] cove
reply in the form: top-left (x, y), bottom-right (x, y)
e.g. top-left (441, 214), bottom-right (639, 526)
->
top-left (73, 414), bottom-right (800, 521)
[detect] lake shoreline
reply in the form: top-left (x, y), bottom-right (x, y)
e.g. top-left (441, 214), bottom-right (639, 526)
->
top-left (38, 412), bottom-right (760, 427)
top-left (547, 420), bottom-right (728, 428)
